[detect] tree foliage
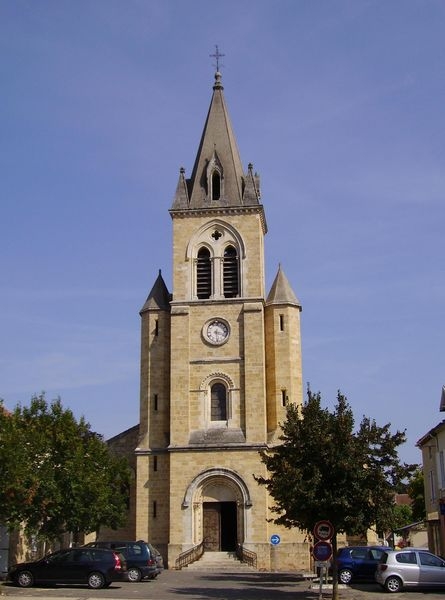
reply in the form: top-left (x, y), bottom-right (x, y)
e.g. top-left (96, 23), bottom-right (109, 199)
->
top-left (0, 394), bottom-right (131, 544)
top-left (391, 504), bottom-right (413, 531)
top-left (256, 389), bottom-right (417, 537)
top-left (255, 389), bottom-right (417, 598)
top-left (255, 388), bottom-right (417, 598)
top-left (407, 467), bottom-right (426, 523)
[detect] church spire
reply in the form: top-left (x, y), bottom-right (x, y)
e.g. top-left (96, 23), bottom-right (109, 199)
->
top-left (171, 68), bottom-right (261, 210)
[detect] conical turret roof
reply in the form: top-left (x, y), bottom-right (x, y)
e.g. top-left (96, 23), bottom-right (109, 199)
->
top-left (140, 270), bottom-right (171, 313)
top-left (266, 265), bottom-right (301, 309)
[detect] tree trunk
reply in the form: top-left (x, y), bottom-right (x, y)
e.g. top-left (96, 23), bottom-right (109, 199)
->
top-left (331, 535), bottom-right (338, 600)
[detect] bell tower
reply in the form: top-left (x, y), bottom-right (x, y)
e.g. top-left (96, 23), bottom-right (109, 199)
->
top-left (135, 68), bottom-right (306, 571)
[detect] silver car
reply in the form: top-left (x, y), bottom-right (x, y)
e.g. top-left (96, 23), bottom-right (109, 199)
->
top-left (375, 548), bottom-right (445, 592)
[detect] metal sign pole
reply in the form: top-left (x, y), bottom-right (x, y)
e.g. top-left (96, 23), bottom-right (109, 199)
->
top-left (318, 565), bottom-right (324, 600)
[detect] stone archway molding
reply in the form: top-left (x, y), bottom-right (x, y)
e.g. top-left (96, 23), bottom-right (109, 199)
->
top-left (185, 219), bottom-right (247, 261)
top-left (182, 467), bottom-right (253, 509)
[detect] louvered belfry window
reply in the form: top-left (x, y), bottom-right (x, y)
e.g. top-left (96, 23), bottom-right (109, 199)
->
top-left (196, 247), bottom-right (212, 299)
top-left (211, 382), bottom-right (227, 421)
top-left (223, 245), bottom-right (239, 298)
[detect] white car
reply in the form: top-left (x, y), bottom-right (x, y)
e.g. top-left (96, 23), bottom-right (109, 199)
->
top-left (375, 548), bottom-right (445, 592)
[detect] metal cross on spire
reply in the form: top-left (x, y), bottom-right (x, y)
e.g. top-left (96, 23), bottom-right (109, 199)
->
top-left (210, 45), bottom-right (225, 72)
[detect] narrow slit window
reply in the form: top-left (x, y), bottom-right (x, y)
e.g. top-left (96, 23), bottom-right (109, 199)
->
top-left (223, 245), bottom-right (239, 298)
top-left (196, 247), bottom-right (212, 299)
top-left (153, 456), bottom-right (158, 472)
top-left (211, 382), bottom-right (227, 421)
top-left (279, 314), bottom-right (284, 331)
top-left (153, 501), bottom-right (157, 518)
top-left (155, 319), bottom-right (159, 336)
top-left (212, 171), bottom-right (221, 200)
top-left (154, 394), bottom-right (158, 411)
top-left (281, 389), bottom-right (287, 407)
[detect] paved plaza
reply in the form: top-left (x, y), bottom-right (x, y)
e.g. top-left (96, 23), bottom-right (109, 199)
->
top-left (2, 570), bottom-right (445, 600)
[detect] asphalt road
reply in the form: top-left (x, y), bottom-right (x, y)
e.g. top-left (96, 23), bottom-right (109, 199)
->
top-left (2, 570), bottom-right (445, 600)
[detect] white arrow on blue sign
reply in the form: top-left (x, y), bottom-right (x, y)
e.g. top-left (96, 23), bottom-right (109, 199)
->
top-left (270, 534), bottom-right (281, 545)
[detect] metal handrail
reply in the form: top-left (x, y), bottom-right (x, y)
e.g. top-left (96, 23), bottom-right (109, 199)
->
top-left (236, 543), bottom-right (257, 568)
top-left (175, 540), bottom-right (205, 570)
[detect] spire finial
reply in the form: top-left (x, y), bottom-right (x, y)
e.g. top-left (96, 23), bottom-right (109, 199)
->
top-left (210, 45), bottom-right (225, 72)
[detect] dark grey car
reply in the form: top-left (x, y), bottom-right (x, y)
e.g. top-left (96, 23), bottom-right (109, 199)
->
top-left (8, 547), bottom-right (128, 589)
top-left (84, 540), bottom-right (161, 582)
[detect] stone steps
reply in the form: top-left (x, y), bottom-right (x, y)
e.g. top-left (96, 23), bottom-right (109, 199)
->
top-left (184, 551), bottom-right (256, 571)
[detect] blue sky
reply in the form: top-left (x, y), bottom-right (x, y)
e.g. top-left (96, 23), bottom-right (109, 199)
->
top-left (1, 0), bottom-right (444, 466)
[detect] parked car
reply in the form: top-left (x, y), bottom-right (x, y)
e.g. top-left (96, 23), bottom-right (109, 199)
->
top-left (336, 545), bottom-right (390, 584)
top-left (8, 547), bottom-right (128, 589)
top-left (84, 540), bottom-right (161, 582)
top-left (151, 545), bottom-right (164, 571)
top-left (375, 548), bottom-right (445, 592)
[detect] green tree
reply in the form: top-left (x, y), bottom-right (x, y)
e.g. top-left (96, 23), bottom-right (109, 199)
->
top-left (255, 389), bottom-right (417, 600)
top-left (391, 504), bottom-right (413, 530)
top-left (407, 467), bottom-right (426, 523)
top-left (0, 394), bottom-right (131, 546)
top-left (0, 400), bottom-right (30, 526)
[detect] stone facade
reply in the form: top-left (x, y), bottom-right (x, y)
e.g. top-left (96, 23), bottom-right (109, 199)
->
top-left (110, 71), bottom-right (310, 571)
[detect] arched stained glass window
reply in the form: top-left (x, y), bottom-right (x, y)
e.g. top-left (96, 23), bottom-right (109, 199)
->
top-left (210, 382), bottom-right (227, 421)
top-left (196, 247), bottom-right (212, 299)
top-left (223, 245), bottom-right (239, 298)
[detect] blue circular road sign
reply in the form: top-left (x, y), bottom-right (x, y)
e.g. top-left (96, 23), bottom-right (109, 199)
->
top-left (270, 534), bottom-right (281, 545)
top-left (312, 540), bottom-right (333, 561)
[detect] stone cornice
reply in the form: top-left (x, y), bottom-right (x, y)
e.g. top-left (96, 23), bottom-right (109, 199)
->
top-left (169, 204), bottom-right (267, 234)
top-left (167, 443), bottom-right (267, 452)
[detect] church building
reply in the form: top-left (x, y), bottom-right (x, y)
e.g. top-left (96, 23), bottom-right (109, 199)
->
top-left (114, 68), bottom-right (309, 571)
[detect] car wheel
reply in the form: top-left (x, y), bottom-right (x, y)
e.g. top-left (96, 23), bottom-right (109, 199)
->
top-left (127, 567), bottom-right (142, 582)
top-left (16, 570), bottom-right (34, 588)
top-left (384, 576), bottom-right (403, 593)
top-left (88, 571), bottom-right (106, 589)
top-left (338, 569), bottom-right (353, 584)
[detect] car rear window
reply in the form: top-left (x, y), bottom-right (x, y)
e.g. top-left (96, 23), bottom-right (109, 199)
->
top-left (396, 551), bottom-right (417, 564)
top-left (126, 543), bottom-right (144, 556)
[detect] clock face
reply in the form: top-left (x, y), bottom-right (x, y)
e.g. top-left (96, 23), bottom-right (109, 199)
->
top-left (205, 319), bottom-right (229, 344)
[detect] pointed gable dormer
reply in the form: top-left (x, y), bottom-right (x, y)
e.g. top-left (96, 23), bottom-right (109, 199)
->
top-left (171, 71), bottom-right (261, 210)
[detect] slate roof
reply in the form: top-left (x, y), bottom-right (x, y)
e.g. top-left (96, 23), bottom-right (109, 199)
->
top-left (266, 264), bottom-right (301, 309)
top-left (140, 270), bottom-right (171, 313)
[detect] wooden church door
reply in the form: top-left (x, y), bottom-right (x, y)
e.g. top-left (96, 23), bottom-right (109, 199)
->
top-left (203, 503), bottom-right (220, 550)
top-left (203, 502), bottom-right (238, 551)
